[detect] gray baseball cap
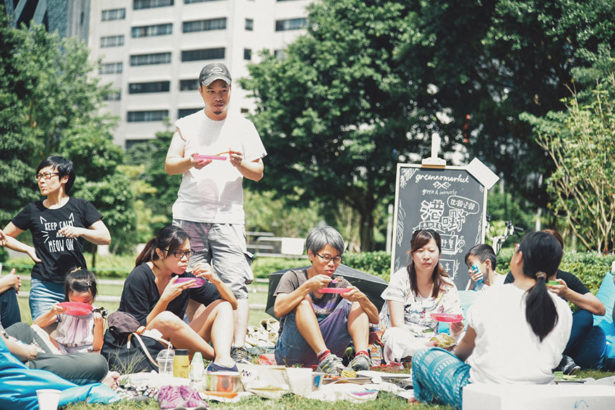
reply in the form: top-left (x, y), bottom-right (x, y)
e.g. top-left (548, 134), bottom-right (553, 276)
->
top-left (199, 63), bottom-right (232, 86)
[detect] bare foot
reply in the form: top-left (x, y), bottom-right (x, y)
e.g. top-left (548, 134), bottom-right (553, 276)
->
top-left (408, 397), bottom-right (419, 405)
top-left (102, 371), bottom-right (120, 390)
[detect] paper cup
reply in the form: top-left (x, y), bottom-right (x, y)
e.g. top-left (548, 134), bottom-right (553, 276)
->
top-left (286, 367), bottom-right (313, 396)
top-left (312, 372), bottom-right (325, 391)
top-left (37, 389), bottom-right (61, 410)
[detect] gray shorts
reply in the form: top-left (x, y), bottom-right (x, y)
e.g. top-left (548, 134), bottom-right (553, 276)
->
top-left (173, 220), bottom-right (253, 299)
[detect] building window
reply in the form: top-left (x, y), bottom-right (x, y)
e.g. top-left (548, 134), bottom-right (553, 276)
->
top-left (127, 110), bottom-right (169, 122)
top-left (181, 48), bottom-right (225, 62)
top-left (100, 35), bottom-right (125, 48)
top-left (177, 108), bottom-right (202, 118)
top-left (130, 52), bottom-right (172, 66)
top-left (132, 23), bottom-right (172, 38)
top-left (275, 17), bottom-right (307, 31)
top-left (104, 90), bottom-right (122, 101)
top-left (133, 0), bottom-right (174, 10)
top-left (102, 8), bottom-right (126, 21)
top-left (100, 62), bottom-right (123, 74)
top-left (179, 79), bottom-right (199, 91)
top-left (184, 0), bottom-right (223, 4)
top-left (274, 49), bottom-right (285, 60)
top-left (183, 18), bottom-right (226, 33)
top-left (244, 48), bottom-right (252, 61)
top-left (129, 81), bottom-right (170, 94)
top-left (245, 18), bottom-right (253, 31)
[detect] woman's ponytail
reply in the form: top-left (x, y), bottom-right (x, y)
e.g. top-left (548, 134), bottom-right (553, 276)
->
top-left (519, 232), bottom-right (563, 341)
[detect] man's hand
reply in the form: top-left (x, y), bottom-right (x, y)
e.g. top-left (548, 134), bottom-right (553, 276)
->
top-left (192, 262), bottom-right (219, 283)
top-left (228, 150), bottom-right (244, 168)
top-left (341, 286), bottom-right (367, 303)
top-left (190, 154), bottom-right (212, 170)
top-left (546, 278), bottom-right (569, 298)
top-left (26, 247), bottom-right (41, 263)
top-left (306, 274), bottom-right (334, 292)
top-left (58, 226), bottom-right (84, 238)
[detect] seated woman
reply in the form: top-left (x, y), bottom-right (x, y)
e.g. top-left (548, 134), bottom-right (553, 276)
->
top-left (411, 231), bottom-right (573, 409)
top-left (118, 225), bottom-right (238, 372)
top-left (379, 229), bottom-right (463, 363)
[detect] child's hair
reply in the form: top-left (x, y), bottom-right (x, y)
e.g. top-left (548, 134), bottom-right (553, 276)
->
top-left (135, 225), bottom-right (190, 267)
top-left (36, 156), bottom-right (76, 194)
top-left (519, 231), bottom-right (563, 341)
top-left (464, 244), bottom-right (497, 269)
top-left (64, 269), bottom-right (97, 301)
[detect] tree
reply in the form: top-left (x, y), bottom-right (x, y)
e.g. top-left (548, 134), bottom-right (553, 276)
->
top-left (0, 9), bottom-right (137, 256)
top-left (243, 0), bottom-right (420, 250)
top-left (521, 50), bottom-right (615, 253)
top-left (244, 0), bottom-right (615, 250)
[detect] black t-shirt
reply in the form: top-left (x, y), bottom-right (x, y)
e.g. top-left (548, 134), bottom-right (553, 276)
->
top-left (119, 263), bottom-right (221, 326)
top-left (12, 197), bottom-right (103, 283)
top-left (503, 269), bottom-right (589, 299)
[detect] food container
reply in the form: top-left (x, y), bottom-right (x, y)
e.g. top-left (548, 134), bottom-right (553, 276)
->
top-left (204, 371), bottom-right (242, 392)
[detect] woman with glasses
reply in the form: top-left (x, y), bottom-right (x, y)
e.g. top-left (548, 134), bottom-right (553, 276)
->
top-left (379, 229), bottom-right (463, 364)
top-left (411, 231), bottom-right (572, 409)
top-left (118, 225), bottom-right (238, 372)
top-left (273, 226), bottom-right (379, 374)
top-left (3, 156), bottom-right (110, 320)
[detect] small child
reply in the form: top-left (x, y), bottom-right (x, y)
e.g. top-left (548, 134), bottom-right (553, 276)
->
top-left (464, 244), bottom-right (504, 291)
top-left (33, 269), bottom-right (104, 353)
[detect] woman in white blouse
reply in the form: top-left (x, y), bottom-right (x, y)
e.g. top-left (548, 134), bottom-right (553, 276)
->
top-left (379, 229), bottom-right (463, 363)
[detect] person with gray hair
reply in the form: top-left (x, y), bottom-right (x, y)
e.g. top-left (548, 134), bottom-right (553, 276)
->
top-left (273, 226), bottom-right (379, 374)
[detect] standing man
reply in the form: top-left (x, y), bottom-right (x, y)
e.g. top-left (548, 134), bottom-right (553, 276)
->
top-left (165, 62), bottom-right (266, 362)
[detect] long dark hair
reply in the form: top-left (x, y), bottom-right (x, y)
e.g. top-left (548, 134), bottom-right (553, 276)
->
top-left (407, 229), bottom-right (448, 298)
top-left (64, 269), bottom-right (97, 301)
top-left (519, 231), bottom-right (563, 341)
top-left (135, 225), bottom-right (189, 267)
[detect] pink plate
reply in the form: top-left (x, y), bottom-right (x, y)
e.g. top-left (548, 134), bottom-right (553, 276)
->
top-left (319, 288), bottom-right (351, 294)
top-left (193, 154), bottom-right (226, 161)
top-left (175, 277), bottom-right (206, 288)
top-left (430, 313), bottom-right (463, 323)
top-left (58, 302), bottom-right (93, 316)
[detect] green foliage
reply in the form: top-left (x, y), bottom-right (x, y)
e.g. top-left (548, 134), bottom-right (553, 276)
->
top-left (522, 49), bottom-right (615, 252)
top-left (343, 251), bottom-right (392, 281)
top-left (125, 128), bottom-right (181, 234)
top-left (252, 257), bottom-right (308, 279)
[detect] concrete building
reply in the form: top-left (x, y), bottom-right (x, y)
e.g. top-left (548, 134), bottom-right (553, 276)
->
top-left (88, 0), bottom-right (312, 148)
top-left (4, 0), bottom-right (90, 42)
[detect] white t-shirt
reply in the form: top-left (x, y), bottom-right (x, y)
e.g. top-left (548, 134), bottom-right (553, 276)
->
top-left (467, 284), bottom-right (572, 384)
top-left (172, 110), bottom-right (267, 224)
top-left (379, 267), bottom-right (462, 334)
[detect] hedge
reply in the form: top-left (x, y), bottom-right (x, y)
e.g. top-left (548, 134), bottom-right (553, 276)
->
top-left (5, 251), bottom-right (614, 295)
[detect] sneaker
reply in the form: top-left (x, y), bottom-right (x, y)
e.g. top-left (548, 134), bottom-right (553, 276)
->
top-left (349, 354), bottom-right (371, 371)
top-left (206, 361), bottom-right (239, 373)
top-left (231, 346), bottom-right (250, 363)
top-left (557, 355), bottom-right (581, 376)
top-left (316, 353), bottom-right (345, 375)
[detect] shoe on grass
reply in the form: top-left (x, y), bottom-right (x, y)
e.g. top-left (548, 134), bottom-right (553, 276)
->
top-left (555, 355), bottom-right (581, 376)
top-left (316, 353), bottom-right (345, 375)
top-left (349, 354), bottom-right (371, 371)
top-left (206, 361), bottom-right (238, 373)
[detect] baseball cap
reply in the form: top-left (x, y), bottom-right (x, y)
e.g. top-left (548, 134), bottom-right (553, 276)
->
top-left (199, 63), bottom-right (232, 86)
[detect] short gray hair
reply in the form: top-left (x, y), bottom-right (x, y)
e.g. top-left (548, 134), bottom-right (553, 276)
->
top-left (305, 226), bottom-right (345, 256)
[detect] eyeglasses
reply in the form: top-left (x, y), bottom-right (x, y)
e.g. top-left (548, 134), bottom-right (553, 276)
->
top-left (35, 172), bottom-right (59, 181)
top-left (316, 253), bottom-right (342, 264)
top-left (166, 249), bottom-right (192, 259)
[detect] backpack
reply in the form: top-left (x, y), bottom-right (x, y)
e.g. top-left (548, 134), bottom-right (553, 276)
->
top-left (101, 311), bottom-right (171, 373)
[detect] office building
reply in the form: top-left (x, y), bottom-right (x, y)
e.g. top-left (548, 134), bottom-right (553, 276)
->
top-left (88, 0), bottom-right (312, 148)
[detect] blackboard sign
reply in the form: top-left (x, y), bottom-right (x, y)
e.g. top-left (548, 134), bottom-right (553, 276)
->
top-left (391, 164), bottom-right (487, 289)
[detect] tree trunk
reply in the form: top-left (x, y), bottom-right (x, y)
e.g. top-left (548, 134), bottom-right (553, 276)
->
top-left (91, 245), bottom-right (97, 269)
top-left (359, 207), bottom-right (375, 252)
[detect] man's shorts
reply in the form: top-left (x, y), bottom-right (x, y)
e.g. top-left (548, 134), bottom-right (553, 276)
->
top-left (275, 299), bottom-right (352, 366)
top-left (173, 220), bottom-right (253, 299)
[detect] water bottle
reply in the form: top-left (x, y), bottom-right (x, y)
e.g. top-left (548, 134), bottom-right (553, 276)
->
top-left (471, 263), bottom-right (484, 291)
top-left (189, 352), bottom-right (205, 382)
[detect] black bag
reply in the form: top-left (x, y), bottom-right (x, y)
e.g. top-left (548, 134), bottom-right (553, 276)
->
top-left (101, 312), bottom-right (171, 373)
